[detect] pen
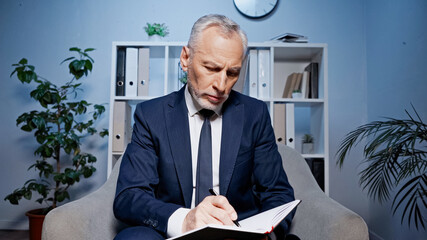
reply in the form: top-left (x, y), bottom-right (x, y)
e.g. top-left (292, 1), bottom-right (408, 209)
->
top-left (209, 188), bottom-right (241, 227)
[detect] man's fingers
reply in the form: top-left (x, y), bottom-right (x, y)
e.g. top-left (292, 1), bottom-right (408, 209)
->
top-left (183, 196), bottom-right (239, 233)
top-left (208, 203), bottom-right (236, 226)
top-left (209, 195), bottom-right (238, 220)
top-left (193, 207), bottom-right (224, 226)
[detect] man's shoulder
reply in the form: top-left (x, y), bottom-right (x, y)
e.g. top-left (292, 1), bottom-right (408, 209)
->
top-left (229, 90), bottom-right (267, 110)
top-left (136, 90), bottom-right (181, 112)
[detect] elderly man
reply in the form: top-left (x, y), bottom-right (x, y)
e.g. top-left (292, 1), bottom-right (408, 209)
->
top-left (113, 14), bottom-right (295, 240)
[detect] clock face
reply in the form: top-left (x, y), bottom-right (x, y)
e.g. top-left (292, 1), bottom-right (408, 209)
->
top-left (234, 0), bottom-right (278, 18)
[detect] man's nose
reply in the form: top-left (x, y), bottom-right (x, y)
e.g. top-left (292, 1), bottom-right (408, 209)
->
top-left (213, 71), bottom-right (227, 93)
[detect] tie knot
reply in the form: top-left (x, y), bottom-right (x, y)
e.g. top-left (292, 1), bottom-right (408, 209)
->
top-left (199, 109), bottom-right (215, 119)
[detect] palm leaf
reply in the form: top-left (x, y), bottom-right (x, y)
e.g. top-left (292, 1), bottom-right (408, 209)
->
top-left (392, 174), bottom-right (426, 229)
top-left (336, 106), bottom-right (427, 229)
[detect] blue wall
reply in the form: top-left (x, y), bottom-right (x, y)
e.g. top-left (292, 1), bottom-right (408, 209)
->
top-left (0, 0), bottom-right (425, 239)
top-left (365, 0), bottom-right (427, 239)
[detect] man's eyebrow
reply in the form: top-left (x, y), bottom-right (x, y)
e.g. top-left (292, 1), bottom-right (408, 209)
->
top-left (228, 66), bottom-right (241, 72)
top-left (201, 61), bottom-right (241, 72)
top-left (202, 60), bottom-right (220, 67)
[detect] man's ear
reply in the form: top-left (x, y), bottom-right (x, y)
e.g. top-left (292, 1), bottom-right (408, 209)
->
top-left (180, 46), bottom-right (190, 71)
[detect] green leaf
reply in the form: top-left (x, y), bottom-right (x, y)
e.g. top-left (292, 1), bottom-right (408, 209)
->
top-left (35, 184), bottom-right (48, 197)
top-left (21, 124), bottom-right (33, 132)
top-left (53, 174), bottom-right (63, 183)
top-left (84, 48), bottom-right (95, 52)
top-left (69, 47), bottom-right (81, 52)
top-left (55, 191), bottom-right (66, 202)
top-left (26, 71), bottom-right (37, 83)
top-left (94, 104), bottom-right (105, 112)
top-left (77, 101), bottom-right (88, 114)
top-left (36, 135), bottom-right (46, 144)
top-left (32, 116), bottom-right (46, 130)
top-left (87, 127), bottom-right (96, 135)
top-left (23, 190), bottom-right (32, 200)
top-left (99, 129), bottom-right (109, 137)
top-left (10, 69), bottom-right (17, 78)
top-left (35, 145), bottom-right (53, 158)
top-left (82, 166), bottom-right (94, 178)
top-left (60, 56), bottom-right (75, 65)
top-left (5, 194), bottom-right (19, 205)
top-left (19, 58), bottom-right (28, 64)
top-left (88, 154), bottom-right (97, 163)
top-left (85, 59), bottom-right (93, 71)
top-left (72, 60), bottom-right (85, 70)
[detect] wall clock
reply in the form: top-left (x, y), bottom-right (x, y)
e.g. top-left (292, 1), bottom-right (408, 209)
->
top-left (234, 0), bottom-right (278, 18)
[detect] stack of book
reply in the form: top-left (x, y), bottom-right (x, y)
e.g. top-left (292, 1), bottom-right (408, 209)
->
top-left (282, 63), bottom-right (318, 99)
top-left (270, 33), bottom-right (308, 43)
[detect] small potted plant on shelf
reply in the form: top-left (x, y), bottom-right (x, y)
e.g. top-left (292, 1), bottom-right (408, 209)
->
top-left (302, 134), bottom-right (314, 154)
top-left (292, 89), bottom-right (302, 99)
top-left (144, 22), bottom-right (169, 40)
top-left (4, 47), bottom-right (108, 240)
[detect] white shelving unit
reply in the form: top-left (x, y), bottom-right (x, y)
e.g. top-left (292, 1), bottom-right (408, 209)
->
top-left (108, 41), bottom-right (329, 194)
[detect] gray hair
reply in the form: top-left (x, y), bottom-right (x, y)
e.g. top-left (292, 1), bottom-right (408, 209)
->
top-left (188, 14), bottom-right (248, 58)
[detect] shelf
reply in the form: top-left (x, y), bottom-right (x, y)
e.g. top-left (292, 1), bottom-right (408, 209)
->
top-left (108, 41), bottom-right (329, 194)
top-left (265, 98), bottom-right (324, 106)
top-left (114, 97), bottom-right (324, 105)
top-left (301, 153), bottom-right (325, 159)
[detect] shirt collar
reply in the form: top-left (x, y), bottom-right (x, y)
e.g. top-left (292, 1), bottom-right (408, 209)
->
top-left (184, 85), bottom-right (222, 117)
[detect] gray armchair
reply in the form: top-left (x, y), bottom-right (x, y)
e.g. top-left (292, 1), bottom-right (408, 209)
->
top-left (42, 144), bottom-right (368, 240)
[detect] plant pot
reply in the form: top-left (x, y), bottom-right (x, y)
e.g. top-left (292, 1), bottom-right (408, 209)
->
top-left (26, 209), bottom-right (46, 240)
top-left (148, 34), bottom-right (163, 41)
top-left (302, 143), bottom-right (314, 154)
top-left (292, 92), bottom-right (302, 99)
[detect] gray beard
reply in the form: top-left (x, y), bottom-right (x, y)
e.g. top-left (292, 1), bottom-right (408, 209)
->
top-left (187, 77), bottom-right (225, 113)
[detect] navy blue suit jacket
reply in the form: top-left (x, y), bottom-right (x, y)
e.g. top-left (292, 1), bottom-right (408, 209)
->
top-left (113, 87), bottom-right (295, 236)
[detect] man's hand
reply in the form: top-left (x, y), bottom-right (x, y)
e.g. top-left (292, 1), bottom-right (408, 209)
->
top-left (182, 195), bottom-right (238, 233)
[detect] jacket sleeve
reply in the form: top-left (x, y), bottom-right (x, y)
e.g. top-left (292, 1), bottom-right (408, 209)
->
top-left (252, 103), bottom-right (296, 234)
top-left (113, 103), bottom-right (181, 235)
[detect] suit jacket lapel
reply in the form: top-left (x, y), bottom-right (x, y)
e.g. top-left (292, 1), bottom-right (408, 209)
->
top-left (219, 92), bottom-right (244, 196)
top-left (165, 88), bottom-right (193, 208)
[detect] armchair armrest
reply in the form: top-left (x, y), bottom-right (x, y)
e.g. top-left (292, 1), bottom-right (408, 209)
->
top-left (278, 144), bottom-right (368, 240)
top-left (289, 190), bottom-right (368, 240)
top-left (42, 157), bottom-right (126, 240)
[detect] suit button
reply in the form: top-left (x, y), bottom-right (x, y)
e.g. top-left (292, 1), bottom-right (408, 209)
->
top-left (152, 220), bottom-right (158, 228)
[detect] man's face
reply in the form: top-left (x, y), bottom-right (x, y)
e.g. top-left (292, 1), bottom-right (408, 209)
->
top-left (180, 27), bottom-right (244, 110)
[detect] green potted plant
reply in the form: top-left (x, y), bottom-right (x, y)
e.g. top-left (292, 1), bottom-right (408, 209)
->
top-left (292, 89), bottom-right (302, 99)
top-left (144, 22), bottom-right (169, 40)
top-left (336, 105), bottom-right (426, 230)
top-left (302, 134), bottom-right (314, 154)
top-left (4, 47), bottom-right (108, 239)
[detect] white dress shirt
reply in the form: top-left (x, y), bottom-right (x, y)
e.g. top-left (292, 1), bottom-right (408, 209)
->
top-left (167, 85), bottom-right (223, 237)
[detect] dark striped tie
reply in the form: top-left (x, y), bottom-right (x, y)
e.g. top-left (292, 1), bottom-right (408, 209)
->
top-left (195, 109), bottom-right (215, 205)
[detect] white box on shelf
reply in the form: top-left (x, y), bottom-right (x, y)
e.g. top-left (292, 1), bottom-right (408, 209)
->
top-left (138, 48), bottom-right (150, 96)
top-left (258, 49), bottom-right (270, 99)
top-left (248, 49), bottom-right (258, 98)
top-left (125, 47), bottom-right (138, 97)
